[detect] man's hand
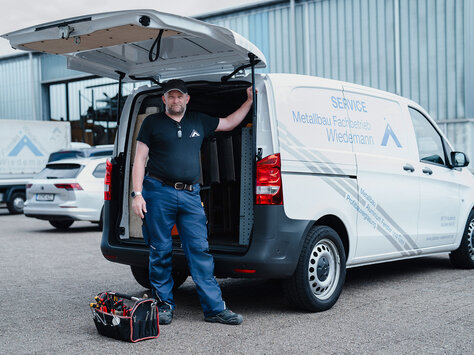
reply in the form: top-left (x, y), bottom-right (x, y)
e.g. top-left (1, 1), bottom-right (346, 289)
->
top-left (246, 86), bottom-right (255, 102)
top-left (216, 86), bottom-right (257, 132)
top-left (132, 195), bottom-right (147, 219)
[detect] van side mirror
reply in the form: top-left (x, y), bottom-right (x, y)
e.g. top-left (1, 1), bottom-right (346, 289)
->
top-left (450, 151), bottom-right (469, 168)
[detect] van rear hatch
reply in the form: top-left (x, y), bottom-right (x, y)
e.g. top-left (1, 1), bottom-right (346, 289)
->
top-left (2, 9), bottom-right (266, 80)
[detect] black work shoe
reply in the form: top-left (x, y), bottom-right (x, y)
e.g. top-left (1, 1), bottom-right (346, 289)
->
top-left (204, 309), bottom-right (243, 325)
top-left (158, 303), bottom-right (174, 325)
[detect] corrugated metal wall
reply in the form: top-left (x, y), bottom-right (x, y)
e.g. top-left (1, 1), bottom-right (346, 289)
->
top-left (204, 0), bottom-right (472, 122)
top-left (41, 55), bottom-right (88, 83)
top-left (0, 53), bottom-right (41, 120)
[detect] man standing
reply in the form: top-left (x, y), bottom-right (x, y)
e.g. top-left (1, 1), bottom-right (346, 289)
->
top-left (131, 79), bottom-right (254, 325)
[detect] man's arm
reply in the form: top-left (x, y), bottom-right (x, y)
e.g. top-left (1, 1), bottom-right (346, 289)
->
top-left (132, 141), bottom-right (149, 218)
top-left (216, 86), bottom-right (255, 132)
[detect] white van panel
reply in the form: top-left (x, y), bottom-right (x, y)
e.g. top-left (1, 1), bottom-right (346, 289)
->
top-left (341, 86), bottom-right (422, 260)
top-left (255, 78), bottom-right (274, 158)
top-left (268, 74), bottom-right (358, 224)
top-left (406, 107), bottom-right (460, 249)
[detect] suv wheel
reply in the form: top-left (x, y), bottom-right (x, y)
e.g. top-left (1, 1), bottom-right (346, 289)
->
top-left (283, 225), bottom-right (346, 311)
top-left (449, 210), bottom-right (474, 269)
top-left (131, 265), bottom-right (188, 290)
top-left (7, 192), bottom-right (25, 214)
top-left (49, 220), bottom-right (74, 230)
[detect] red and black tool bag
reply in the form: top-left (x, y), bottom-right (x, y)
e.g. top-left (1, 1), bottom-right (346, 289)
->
top-left (91, 292), bottom-right (159, 342)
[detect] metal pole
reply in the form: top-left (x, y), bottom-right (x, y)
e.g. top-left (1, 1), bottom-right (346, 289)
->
top-left (79, 90), bottom-right (85, 143)
top-left (116, 71), bottom-right (125, 126)
top-left (394, 0), bottom-right (401, 95)
top-left (290, 0), bottom-right (297, 73)
top-left (65, 83), bottom-right (70, 121)
top-left (28, 53), bottom-right (39, 120)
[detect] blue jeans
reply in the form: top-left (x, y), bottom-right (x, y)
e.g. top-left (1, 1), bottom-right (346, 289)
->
top-left (142, 176), bottom-right (225, 317)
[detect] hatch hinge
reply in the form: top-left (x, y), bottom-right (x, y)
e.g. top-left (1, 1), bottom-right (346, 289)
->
top-left (221, 59), bottom-right (261, 82)
top-left (128, 75), bottom-right (161, 86)
top-left (58, 25), bottom-right (74, 39)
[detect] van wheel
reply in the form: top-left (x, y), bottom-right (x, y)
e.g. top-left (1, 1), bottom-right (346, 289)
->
top-left (283, 226), bottom-right (346, 312)
top-left (7, 192), bottom-right (25, 214)
top-left (49, 220), bottom-right (74, 230)
top-left (130, 265), bottom-right (188, 290)
top-left (449, 210), bottom-right (474, 269)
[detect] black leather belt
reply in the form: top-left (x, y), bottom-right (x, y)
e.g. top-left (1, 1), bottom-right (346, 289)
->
top-left (147, 173), bottom-right (194, 192)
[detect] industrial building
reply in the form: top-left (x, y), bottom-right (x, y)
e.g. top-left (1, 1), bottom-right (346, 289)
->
top-left (0, 0), bottom-right (473, 163)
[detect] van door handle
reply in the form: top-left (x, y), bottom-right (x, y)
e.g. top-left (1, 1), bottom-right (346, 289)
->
top-left (403, 164), bottom-right (415, 172)
top-left (422, 167), bottom-right (433, 175)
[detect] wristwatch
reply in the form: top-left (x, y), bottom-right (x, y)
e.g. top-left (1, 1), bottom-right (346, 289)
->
top-left (131, 191), bottom-right (142, 198)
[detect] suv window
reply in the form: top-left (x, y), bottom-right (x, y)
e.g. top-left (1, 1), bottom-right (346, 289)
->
top-left (92, 163), bottom-right (106, 178)
top-left (35, 163), bottom-right (83, 179)
top-left (409, 108), bottom-right (446, 166)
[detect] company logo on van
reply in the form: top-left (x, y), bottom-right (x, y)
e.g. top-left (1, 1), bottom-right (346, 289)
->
top-left (331, 96), bottom-right (368, 112)
top-left (8, 135), bottom-right (43, 157)
top-left (381, 121), bottom-right (402, 148)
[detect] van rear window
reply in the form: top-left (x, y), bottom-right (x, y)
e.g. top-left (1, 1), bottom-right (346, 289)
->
top-left (35, 164), bottom-right (83, 179)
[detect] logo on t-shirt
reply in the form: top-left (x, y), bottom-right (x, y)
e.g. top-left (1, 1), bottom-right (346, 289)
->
top-left (190, 129), bottom-right (201, 138)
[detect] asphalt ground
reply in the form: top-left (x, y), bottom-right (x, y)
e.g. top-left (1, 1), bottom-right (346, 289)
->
top-left (0, 209), bottom-right (473, 354)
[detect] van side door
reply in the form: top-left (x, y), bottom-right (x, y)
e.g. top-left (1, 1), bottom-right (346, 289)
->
top-left (342, 87), bottom-right (422, 263)
top-left (408, 107), bottom-right (461, 249)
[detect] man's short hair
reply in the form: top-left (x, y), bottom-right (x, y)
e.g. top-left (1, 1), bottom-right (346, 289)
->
top-left (163, 79), bottom-right (188, 95)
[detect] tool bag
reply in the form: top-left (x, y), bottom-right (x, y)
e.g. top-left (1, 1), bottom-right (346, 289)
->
top-left (90, 292), bottom-right (159, 342)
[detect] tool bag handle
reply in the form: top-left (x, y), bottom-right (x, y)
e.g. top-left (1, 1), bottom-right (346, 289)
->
top-left (109, 292), bottom-right (140, 301)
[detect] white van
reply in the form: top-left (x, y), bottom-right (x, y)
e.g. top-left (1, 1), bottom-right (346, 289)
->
top-left (4, 10), bottom-right (473, 311)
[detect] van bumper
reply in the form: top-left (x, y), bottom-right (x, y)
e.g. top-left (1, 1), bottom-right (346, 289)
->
top-left (101, 204), bottom-right (311, 279)
top-left (211, 205), bottom-right (310, 278)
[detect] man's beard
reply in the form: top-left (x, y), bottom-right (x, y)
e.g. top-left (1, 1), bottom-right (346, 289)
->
top-left (167, 103), bottom-right (186, 115)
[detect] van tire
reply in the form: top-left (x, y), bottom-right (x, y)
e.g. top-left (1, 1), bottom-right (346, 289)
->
top-left (449, 210), bottom-right (474, 269)
top-left (283, 226), bottom-right (346, 312)
top-left (49, 220), bottom-right (74, 230)
top-left (7, 192), bottom-right (25, 214)
top-left (130, 265), bottom-right (188, 290)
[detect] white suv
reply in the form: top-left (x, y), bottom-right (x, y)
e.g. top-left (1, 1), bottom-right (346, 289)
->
top-left (24, 157), bottom-right (109, 230)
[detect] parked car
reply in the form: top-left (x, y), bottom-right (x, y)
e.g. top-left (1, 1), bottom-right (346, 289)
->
top-left (48, 145), bottom-right (114, 162)
top-left (24, 157), bottom-right (109, 230)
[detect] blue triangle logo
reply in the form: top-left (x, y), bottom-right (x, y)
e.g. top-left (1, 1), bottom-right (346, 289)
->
top-left (381, 122), bottom-right (402, 148)
top-left (8, 135), bottom-right (43, 157)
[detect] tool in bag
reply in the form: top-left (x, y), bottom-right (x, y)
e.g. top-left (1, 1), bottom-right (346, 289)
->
top-left (90, 291), bottom-right (159, 342)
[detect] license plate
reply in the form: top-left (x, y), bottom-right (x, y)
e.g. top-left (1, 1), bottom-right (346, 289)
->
top-left (36, 193), bottom-right (54, 201)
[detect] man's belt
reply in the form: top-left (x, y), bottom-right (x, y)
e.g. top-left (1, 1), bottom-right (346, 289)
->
top-left (147, 173), bottom-right (194, 192)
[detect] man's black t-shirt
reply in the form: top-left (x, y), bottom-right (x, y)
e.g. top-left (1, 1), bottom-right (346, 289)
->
top-left (137, 111), bottom-right (219, 184)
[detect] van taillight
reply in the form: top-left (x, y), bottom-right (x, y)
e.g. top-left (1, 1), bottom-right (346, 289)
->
top-left (256, 153), bottom-right (283, 205)
top-left (104, 159), bottom-right (112, 201)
